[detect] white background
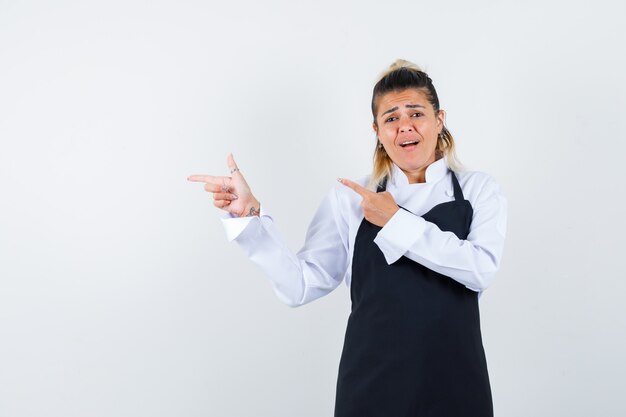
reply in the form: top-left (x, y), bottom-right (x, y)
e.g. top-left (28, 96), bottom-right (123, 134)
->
top-left (1, 0), bottom-right (625, 416)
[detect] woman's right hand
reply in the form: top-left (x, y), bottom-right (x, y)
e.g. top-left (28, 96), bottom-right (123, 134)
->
top-left (187, 154), bottom-right (261, 217)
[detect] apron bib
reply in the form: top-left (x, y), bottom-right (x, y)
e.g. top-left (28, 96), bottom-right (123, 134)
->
top-left (334, 172), bottom-right (493, 417)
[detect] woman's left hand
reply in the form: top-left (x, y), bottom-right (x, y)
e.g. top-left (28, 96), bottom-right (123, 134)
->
top-left (338, 178), bottom-right (399, 227)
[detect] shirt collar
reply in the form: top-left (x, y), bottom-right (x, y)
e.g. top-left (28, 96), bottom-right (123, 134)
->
top-left (390, 156), bottom-right (449, 187)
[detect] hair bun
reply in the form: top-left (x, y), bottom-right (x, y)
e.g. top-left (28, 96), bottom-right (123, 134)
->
top-left (376, 59), bottom-right (424, 82)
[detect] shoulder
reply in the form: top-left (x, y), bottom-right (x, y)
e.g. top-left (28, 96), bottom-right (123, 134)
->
top-left (307, 174), bottom-right (368, 231)
top-left (454, 168), bottom-right (507, 236)
top-left (322, 174), bottom-right (370, 216)
top-left (453, 168), bottom-right (506, 207)
top-left (454, 168), bottom-right (499, 191)
top-left (332, 173), bottom-right (370, 202)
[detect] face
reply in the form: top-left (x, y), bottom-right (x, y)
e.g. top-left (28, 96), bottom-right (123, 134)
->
top-left (373, 89), bottom-right (445, 183)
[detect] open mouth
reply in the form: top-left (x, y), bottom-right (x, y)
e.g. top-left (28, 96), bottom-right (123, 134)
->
top-left (399, 140), bottom-right (419, 148)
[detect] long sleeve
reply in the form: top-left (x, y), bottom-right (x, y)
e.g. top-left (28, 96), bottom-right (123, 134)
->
top-left (373, 173), bottom-right (507, 293)
top-left (220, 185), bottom-right (350, 307)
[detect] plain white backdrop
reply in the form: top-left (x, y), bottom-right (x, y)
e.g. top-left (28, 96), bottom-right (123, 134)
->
top-left (1, 0), bottom-right (625, 416)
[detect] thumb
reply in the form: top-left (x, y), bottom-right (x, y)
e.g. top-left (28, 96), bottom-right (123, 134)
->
top-left (227, 153), bottom-right (241, 176)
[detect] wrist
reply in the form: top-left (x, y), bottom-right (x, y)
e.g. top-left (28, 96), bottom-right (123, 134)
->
top-left (241, 199), bottom-right (261, 217)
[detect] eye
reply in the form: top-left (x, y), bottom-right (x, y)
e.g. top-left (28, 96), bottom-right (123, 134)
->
top-left (411, 112), bottom-right (423, 117)
top-left (384, 116), bottom-right (397, 123)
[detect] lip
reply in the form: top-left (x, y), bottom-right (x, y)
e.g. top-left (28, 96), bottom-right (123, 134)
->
top-left (397, 138), bottom-right (420, 147)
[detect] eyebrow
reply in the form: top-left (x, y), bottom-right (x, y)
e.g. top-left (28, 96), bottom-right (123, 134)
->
top-left (381, 104), bottom-right (426, 116)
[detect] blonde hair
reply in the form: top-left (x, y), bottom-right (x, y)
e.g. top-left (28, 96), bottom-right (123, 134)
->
top-left (367, 59), bottom-right (463, 190)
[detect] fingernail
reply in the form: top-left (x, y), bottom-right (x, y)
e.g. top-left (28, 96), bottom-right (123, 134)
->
top-left (337, 178), bottom-right (343, 183)
top-left (231, 194), bottom-right (238, 200)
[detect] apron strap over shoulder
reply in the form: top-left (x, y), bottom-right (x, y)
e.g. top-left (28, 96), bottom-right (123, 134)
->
top-left (376, 177), bottom-right (387, 193)
top-left (451, 171), bottom-right (465, 202)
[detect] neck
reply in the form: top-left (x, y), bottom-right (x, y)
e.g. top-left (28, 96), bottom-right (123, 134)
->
top-left (401, 155), bottom-right (438, 184)
top-left (403, 168), bottom-right (427, 184)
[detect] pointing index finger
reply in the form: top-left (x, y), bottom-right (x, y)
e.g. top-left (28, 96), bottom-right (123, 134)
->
top-left (338, 178), bottom-right (371, 198)
top-left (187, 175), bottom-right (230, 184)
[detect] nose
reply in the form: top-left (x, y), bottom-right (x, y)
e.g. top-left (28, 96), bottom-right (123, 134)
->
top-left (399, 118), bottom-right (414, 132)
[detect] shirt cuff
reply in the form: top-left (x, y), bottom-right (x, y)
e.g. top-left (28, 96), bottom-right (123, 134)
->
top-left (373, 208), bottom-right (426, 264)
top-left (220, 203), bottom-right (273, 242)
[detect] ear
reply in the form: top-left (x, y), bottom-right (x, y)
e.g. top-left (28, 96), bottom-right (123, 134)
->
top-left (372, 122), bottom-right (378, 135)
top-left (436, 109), bottom-right (445, 132)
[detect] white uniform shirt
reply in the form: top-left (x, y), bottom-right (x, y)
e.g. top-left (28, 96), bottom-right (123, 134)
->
top-left (221, 157), bottom-right (508, 307)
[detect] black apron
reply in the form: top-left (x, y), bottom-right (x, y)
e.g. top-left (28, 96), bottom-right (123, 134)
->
top-left (334, 171), bottom-right (493, 417)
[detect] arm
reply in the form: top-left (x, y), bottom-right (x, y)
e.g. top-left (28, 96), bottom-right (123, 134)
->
top-left (189, 155), bottom-right (350, 307)
top-left (221, 185), bottom-right (350, 307)
top-left (373, 174), bottom-right (507, 292)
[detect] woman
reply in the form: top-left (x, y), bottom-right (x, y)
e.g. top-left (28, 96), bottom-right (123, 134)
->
top-left (188, 59), bottom-right (507, 416)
